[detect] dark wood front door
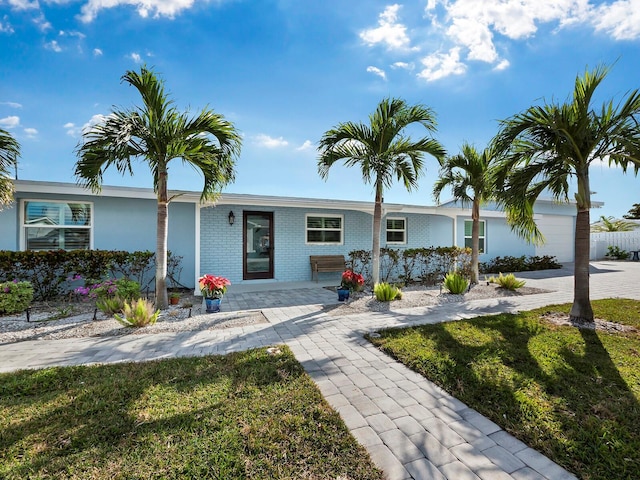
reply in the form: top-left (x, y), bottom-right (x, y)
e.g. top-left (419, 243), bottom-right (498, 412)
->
top-left (243, 211), bottom-right (274, 280)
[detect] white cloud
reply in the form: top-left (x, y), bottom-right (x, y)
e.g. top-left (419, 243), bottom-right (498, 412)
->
top-left (0, 102), bottom-right (22, 108)
top-left (359, 4), bottom-right (413, 50)
top-left (23, 127), bottom-right (38, 137)
top-left (362, 0), bottom-right (640, 82)
top-left (80, 0), bottom-right (197, 23)
top-left (417, 47), bottom-right (466, 82)
top-left (93, 48), bottom-right (103, 56)
top-left (494, 59), bottom-right (510, 71)
top-left (65, 114), bottom-right (109, 137)
top-left (129, 52), bottom-right (142, 63)
top-left (0, 116), bottom-right (20, 128)
top-left (592, 0), bottom-right (640, 40)
top-left (391, 61), bottom-right (414, 70)
top-left (33, 12), bottom-right (51, 31)
top-left (0, 17), bottom-right (15, 34)
top-left (296, 140), bottom-right (313, 151)
top-left (366, 65), bottom-right (387, 80)
top-left (447, 15), bottom-right (499, 63)
top-left (45, 40), bottom-right (62, 52)
top-left (59, 30), bottom-right (86, 39)
top-left (7, 0), bottom-right (39, 10)
top-left (254, 134), bottom-right (289, 148)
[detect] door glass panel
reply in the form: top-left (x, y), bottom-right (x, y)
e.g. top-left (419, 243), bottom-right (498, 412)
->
top-left (246, 214), bottom-right (270, 274)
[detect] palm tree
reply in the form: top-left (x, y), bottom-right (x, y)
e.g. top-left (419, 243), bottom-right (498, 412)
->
top-left (492, 65), bottom-right (640, 324)
top-left (0, 127), bottom-right (20, 209)
top-left (623, 203), bottom-right (640, 219)
top-left (433, 143), bottom-right (496, 284)
top-left (75, 66), bottom-right (241, 309)
top-left (591, 215), bottom-right (637, 232)
top-left (318, 97), bottom-right (445, 285)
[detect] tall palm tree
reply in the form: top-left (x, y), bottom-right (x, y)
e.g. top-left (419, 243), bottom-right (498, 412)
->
top-left (591, 215), bottom-right (637, 232)
top-left (75, 66), bottom-right (241, 309)
top-left (318, 97), bottom-right (445, 285)
top-left (492, 65), bottom-right (640, 324)
top-left (0, 127), bottom-right (20, 209)
top-left (433, 143), bottom-right (496, 284)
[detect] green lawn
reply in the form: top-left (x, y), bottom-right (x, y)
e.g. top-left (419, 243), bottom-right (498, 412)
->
top-left (0, 346), bottom-right (383, 480)
top-left (368, 298), bottom-right (640, 480)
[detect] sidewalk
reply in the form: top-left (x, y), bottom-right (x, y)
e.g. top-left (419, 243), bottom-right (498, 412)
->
top-left (2, 260), bottom-right (639, 479)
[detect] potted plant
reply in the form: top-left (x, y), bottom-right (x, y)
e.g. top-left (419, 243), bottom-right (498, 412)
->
top-left (198, 274), bottom-right (230, 313)
top-left (338, 270), bottom-right (365, 301)
top-left (169, 292), bottom-right (180, 305)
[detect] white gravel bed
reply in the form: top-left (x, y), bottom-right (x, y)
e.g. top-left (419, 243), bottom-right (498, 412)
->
top-left (326, 283), bottom-right (551, 315)
top-left (0, 302), bottom-right (268, 343)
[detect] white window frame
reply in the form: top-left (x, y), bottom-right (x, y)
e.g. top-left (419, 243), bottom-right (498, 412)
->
top-left (464, 219), bottom-right (485, 253)
top-left (20, 199), bottom-right (94, 251)
top-left (386, 217), bottom-right (407, 244)
top-left (305, 213), bottom-right (344, 245)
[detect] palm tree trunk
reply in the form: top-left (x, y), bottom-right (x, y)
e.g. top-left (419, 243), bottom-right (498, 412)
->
top-left (569, 172), bottom-right (593, 323)
top-left (470, 199), bottom-right (480, 284)
top-left (371, 184), bottom-right (383, 286)
top-left (156, 170), bottom-right (169, 310)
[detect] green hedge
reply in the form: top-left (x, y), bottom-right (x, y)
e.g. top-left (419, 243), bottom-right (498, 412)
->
top-left (479, 255), bottom-right (561, 274)
top-left (0, 250), bottom-right (183, 301)
top-left (348, 247), bottom-right (472, 286)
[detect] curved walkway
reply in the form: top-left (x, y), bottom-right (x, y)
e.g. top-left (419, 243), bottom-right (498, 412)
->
top-left (2, 261), bottom-right (640, 479)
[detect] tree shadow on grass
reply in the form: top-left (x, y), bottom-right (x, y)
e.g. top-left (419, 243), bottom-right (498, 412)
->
top-left (369, 309), bottom-right (640, 479)
top-left (0, 346), bottom-right (379, 480)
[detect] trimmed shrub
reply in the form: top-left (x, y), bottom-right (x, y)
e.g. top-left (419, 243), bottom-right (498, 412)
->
top-left (349, 246), bottom-right (472, 286)
top-left (0, 250), bottom-right (183, 300)
top-left (480, 255), bottom-right (561, 274)
top-left (605, 246), bottom-right (629, 260)
top-left (0, 280), bottom-right (34, 314)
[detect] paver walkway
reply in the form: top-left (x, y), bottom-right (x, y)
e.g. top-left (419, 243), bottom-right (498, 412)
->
top-left (2, 260), bottom-right (639, 479)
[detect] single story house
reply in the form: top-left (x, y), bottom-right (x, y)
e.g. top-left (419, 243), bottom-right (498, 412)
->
top-left (0, 180), bottom-right (589, 288)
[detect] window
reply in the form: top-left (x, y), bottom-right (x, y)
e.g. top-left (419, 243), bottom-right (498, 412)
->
top-left (22, 200), bottom-right (92, 251)
top-left (306, 214), bottom-right (343, 244)
top-left (464, 220), bottom-right (485, 253)
top-left (386, 217), bottom-right (406, 244)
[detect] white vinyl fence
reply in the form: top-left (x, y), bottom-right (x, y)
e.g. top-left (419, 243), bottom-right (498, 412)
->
top-left (590, 231), bottom-right (640, 259)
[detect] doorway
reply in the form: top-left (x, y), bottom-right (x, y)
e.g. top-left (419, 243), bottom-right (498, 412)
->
top-left (243, 211), bottom-right (274, 280)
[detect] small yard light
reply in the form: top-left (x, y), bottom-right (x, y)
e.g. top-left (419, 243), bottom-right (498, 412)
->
top-left (228, 211), bottom-right (235, 226)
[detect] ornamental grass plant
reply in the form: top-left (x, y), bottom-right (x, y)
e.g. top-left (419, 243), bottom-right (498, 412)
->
top-left (114, 298), bottom-right (160, 327)
top-left (373, 282), bottom-right (402, 301)
top-left (443, 271), bottom-right (469, 294)
top-left (487, 272), bottom-right (526, 290)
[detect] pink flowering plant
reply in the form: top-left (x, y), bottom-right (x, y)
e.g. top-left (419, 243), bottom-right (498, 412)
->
top-left (199, 274), bottom-right (230, 298)
top-left (340, 270), bottom-right (365, 292)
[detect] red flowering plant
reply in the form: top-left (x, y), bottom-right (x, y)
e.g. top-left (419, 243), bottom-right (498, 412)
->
top-left (199, 274), bottom-right (230, 298)
top-left (340, 270), bottom-right (365, 292)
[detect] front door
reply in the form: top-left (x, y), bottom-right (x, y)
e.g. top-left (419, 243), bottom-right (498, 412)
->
top-left (243, 211), bottom-right (274, 280)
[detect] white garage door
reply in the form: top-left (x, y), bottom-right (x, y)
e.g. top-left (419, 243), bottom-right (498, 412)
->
top-left (536, 215), bottom-right (574, 262)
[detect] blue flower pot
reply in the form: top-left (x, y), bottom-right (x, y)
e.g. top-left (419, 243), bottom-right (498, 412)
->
top-left (205, 297), bottom-right (222, 313)
top-left (337, 288), bottom-right (350, 301)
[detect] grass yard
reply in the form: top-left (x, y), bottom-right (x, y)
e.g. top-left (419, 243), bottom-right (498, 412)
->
top-left (0, 346), bottom-right (383, 480)
top-left (368, 298), bottom-right (640, 480)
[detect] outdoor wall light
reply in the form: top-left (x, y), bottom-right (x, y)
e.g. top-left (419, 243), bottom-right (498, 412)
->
top-left (228, 211), bottom-right (235, 226)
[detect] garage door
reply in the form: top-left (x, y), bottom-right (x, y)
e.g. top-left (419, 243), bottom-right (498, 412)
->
top-left (536, 215), bottom-right (574, 262)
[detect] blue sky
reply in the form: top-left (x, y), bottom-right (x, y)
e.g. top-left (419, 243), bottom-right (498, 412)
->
top-left (2, 0), bottom-right (640, 219)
